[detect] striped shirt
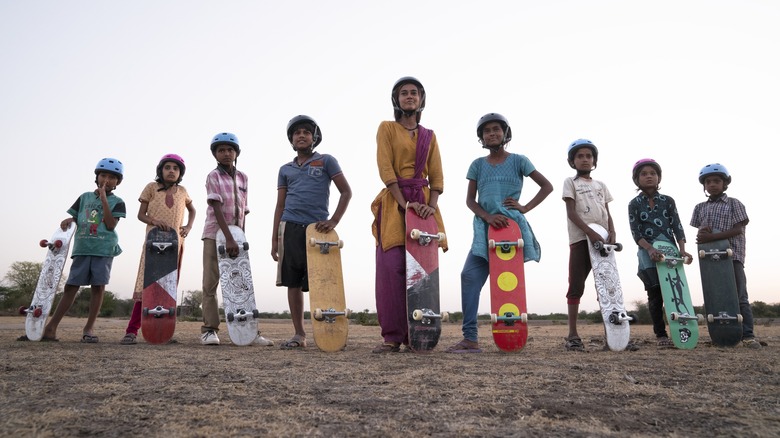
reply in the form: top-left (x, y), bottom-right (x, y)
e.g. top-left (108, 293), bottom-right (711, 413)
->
top-left (201, 165), bottom-right (248, 240)
top-left (690, 194), bottom-right (748, 263)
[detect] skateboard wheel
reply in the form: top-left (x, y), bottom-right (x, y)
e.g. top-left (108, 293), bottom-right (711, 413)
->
top-left (410, 229), bottom-right (421, 240)
top-left (242, 242), bottom-right (249, 251)
top-left (218, 245), bottom-right (226, 255)
top-left (227, 312), bottom-right (234, 322)
top-left (737, 314), bottom-right (743, 323)
top-left (614, 243), bottom-right (623, 252)
top-left (169, 307), bottom-right (176, 317)
top-left (699, 250), bottom-right (706, 259)
top-left (142, 307), bottom-right (149, 316)
top-left (338, 239), bottom-right (344, 249)
top-left (726, 248), bottom-right (733, 257)
top-left (39, 239), bottom-right (48, 248)
top-left (313, 308), bottom-right (324, 321)
top-left (707, 314), bottom-right (714, 323)
top-left (412, 309), bottom-right (423, 321)
top-left (696, 314), bottom-right (704, 323)
top-left (54, 239), bottom-right (63, 248)
top-left (18, 306), bottom-right (27, 315)
top-left (441, 312), bottom-right (449, 322)
top-left (344, 308), bottom-right (351, 318)
top-left (670, 312), bottom-right (679, 321)
top-left (32, 307), bottom-right (43, 318)
top-left (309, 237), bottom-right (317, 247)
top-left (437, 232), bottom-right (446, 244)
top-left (629, 314), bottom-right (638, 324)
top-left (517, 238), bottom-right (524, 248)
top-left (252, 309), bottom-right (260, 319)
top-left (490, 313), bottom-right (498, 324)
top-left (488, 239), bottom-right (496, 249)
top-left (520, 313), bottom-right (528, 323)
top-left (608, 313), bottom-right (619, 324)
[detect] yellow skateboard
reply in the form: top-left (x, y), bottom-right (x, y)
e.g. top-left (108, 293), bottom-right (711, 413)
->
top-left (306, 224), bottom-right (349, 352)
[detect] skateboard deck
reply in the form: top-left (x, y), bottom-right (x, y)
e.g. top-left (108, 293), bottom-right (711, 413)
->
top-left (586, 223), bottom-right (634, 351)
top-left (20, 223), bottom-right (76, 341)
top-left (140, 227), bottom-right (178, 344)
top-left (487, 220), bottom-right (528, 352)
top-left (306, 224), bottom-right (349, 352)
top-left (405, 208), bottom-right (446, 353)
top-left (217, 225), bottom-right (259, 346)
top-left (654, 240), bottom-right (702, 349)
top-left (698, 238), bottom-right (742, 347)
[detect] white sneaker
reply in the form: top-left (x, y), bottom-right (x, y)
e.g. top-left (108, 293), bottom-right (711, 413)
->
top-left (254, 334), bottom-right (274, 346)
top-left (201, 330), bottom-right (220, 345)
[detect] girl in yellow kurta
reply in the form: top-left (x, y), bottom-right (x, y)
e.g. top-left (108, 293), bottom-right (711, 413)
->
top-left (370, 76), bottom-right (447, 353)
top-left (120, 154), bottom-right (196, 344)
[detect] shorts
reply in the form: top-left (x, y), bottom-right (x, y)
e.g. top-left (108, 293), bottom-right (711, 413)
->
top-left (566, 240), bottom-right (592, 304)
top-left (276, 221), bottom-right (309, 291)
top-left (66, 255), bottom-right (114, 286)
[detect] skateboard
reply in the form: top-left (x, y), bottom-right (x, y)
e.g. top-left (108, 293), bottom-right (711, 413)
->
top-left (140, 227), bottom-right (178, 344)
top-left (487, 220), bottom-right (528, 352)
top-left (586, 223), bottom-right (635, 351)
top-left (217, 225), bottom-right (260, 346)
top-left (405, 208), bottom-right (447, 353)
top-left (698, 238), bottom-right (743, 347)
top-left (19, 223), bottom-right (76, 341)
top-left (654, 240), bottom-right (703, 349)
top-left (306, 224), bottom-right (350, 352)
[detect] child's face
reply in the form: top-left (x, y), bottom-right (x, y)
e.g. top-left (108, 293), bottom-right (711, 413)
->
top-left (96, 172), bottom-right (120, 191)
top-left (161, 162), bottom-right (181, 183)
top-left (397, 84), bottom-right (421, 112)
top-left (481, 122), bottom-right (505, 148)
top-left (637, 165), bottom-right (659, 190)
top-left (291, 127), bottom-right (314, 150)
top-left (215, 145), bottom-right (237, 166)
top-left (703, 175), bottom-right (725, 196)
top-left (572, 148), bottom-right (594, 172)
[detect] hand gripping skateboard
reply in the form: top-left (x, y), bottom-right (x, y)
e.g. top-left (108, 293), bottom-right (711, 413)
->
top-left (140, 227), bottom-right (179, 344)
top-left (487, 219), bottom-right (528, 352)
top-left (405, 208), bottom-right (447, 353)
top-left (697, 238), bottom-right (743, 347)
top-left (19, 223), bottom-right (76, 341)
top-left (653, 240), bottom-right (703, 349)
top-left (217, 225), bottom-right (260, 346)
top-left (306, 224), bottom-right (350, 352)
top-left (586, 223), bottom-right (636, 351)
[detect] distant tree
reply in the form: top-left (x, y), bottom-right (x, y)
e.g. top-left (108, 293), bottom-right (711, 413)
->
top-left (180, 290), bottom-right (203, 318)
top-left (1, 261), bottom-right (44, 311)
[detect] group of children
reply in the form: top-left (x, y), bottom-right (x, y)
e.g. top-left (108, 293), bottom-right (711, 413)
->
top-left (27, 75), bottom-right (760, 352)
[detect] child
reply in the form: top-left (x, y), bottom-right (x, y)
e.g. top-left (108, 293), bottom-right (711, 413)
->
top-left (120, 154), bottom-right (196, 345)
top-left (41, 158), bottom-right (127, 342)
top-left (271, 115), bottom-right (352, 349)
top-left (200, 132), bottom-right (273, 346)
top-left (628, 158), bottom-right (691, 347)
top-left (690, 163), bottom-right (760, 349)
top-left (445, 113), bottom-right (552, 353)
top-left (561, 139), bottom-right (616, 351)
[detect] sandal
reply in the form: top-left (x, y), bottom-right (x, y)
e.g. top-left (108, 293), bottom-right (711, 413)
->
top-left (657, 337), bottom-right (674, 348)
top-left (371, 342), bottom-right (401, 353)
top-left (445, 339), bottom-right (482, 353)
top-left (81, 334), bottom-right (99, 344)
top-left (565, 337), bottom-right (585, 352)
top-left (280, 335), bottom-right (306, 350)
top-left (120, 333), bottom-right (137, 345)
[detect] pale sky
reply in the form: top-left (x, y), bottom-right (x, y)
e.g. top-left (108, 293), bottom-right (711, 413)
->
top-left (1, 1), bottom-right (777, 316)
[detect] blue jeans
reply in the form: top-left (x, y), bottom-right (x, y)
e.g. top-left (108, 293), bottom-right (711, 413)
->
top-left (460, 252), bottom-right (490, 342)
top-left (734, 261), bottom-right (755, 339)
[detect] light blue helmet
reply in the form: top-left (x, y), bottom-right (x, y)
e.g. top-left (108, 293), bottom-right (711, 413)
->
top-left (95, 158), bottom-right (124, 182)
top-left (567, 139), bottom-right (598, 169)
top-left (210, 132), bottom-right (240, 156)
top-left (698, 163), bottom-right (731, 185)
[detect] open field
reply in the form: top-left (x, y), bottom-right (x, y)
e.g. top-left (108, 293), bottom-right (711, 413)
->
top-left (1, 316), bottom-right (778, 437)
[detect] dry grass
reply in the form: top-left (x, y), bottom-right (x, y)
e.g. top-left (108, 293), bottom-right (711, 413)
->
top-left (1, 316), bottom-right (778, 437)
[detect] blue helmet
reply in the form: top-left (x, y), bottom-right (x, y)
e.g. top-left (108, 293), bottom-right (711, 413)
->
top-left (698, 163), bottom-right (731, 185)
top-left (567, 139), bottom-right (598, 169)
top-left (210, 132), bottom-right (240, 156)
top-left (95, 158), bottom-right (124, 182)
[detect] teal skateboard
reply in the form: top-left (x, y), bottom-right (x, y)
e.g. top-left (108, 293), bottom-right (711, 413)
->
top-left (653, 240), bottom-right (703, 349)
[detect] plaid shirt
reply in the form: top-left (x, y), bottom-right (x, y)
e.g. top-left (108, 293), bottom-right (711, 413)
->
top-left (201, 165), bottom-right (248, 240)
top-left (690, 193), bottom-right (748, 263)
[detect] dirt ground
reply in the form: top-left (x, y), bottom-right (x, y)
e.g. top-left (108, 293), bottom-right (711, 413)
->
top-left (1, 316), bottom-right (778, 437)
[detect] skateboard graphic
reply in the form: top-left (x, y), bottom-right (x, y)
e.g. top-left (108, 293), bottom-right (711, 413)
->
top-left (654, 240), bottom-right (703, 349)
top-left (19, 223), bottom-right (76, 341)
top-left (698, 238), bottom-right (743, 347)
top-left (306, 224), bottom-right (350, 352)
top-left (217, 225), bottom-right (260, 346)
top-left (405, 208), bottom-right (447, 353)
top-left (140, 227), bottom-right (178, 344)
top-left (586, 223), bottom-right (635, 351)
top-left (487, 219), bottom-right (528, 352)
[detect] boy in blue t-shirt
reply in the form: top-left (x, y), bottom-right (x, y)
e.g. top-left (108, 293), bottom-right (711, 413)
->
top-left (271, 115), bottom-right (352, 349)
top-left (42, 158), bottom-right (127, 343)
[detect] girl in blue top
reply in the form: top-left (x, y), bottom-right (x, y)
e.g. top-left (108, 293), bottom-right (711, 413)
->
top-left (446, 113), bottom-right (552, 353)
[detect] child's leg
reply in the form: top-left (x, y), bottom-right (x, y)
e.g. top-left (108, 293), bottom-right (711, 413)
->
top-left (288, 287), bottom-right (305, 338)
top-left (566, 241), bottom-right (590, 339)
top-left (638, 268), bottom-right (667, 338)
top-left (733, 261), bottom-right (756, 339)
top-left (126, 300), bottom-right (142, 334)
top-left (43, 284), bottom-right (80, 338)
top-left (460, 252), bottom-right (489, 343)
top-left (201, 239), bottom-right (221, 333)
top-left (83, 285), bottom-right (105, 335)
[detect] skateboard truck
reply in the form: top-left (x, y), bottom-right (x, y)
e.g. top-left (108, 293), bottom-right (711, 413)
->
top-left (490, 312), bottom-right (528, 325)
top-left (698, 248), bottom-right (733, 260)
top-left (151, 242), bottom-right (173, 254)
top-left (412, 308), bottom-right (449, 325)
top-left (143, 306), bottom-right (176, 318)
top-left (218, 241), bottom-right (250, 256)
top-left (707, 311), bottom-right (744, 324)
top-left (18, 305), bottom-right (43, 318)
top-left (592, 241), bottom-right (623, 257)
top-left (608, 311), bottom-right (637, 325)
top-left (488, 238), bottom-right (525, 253)
top-left (309, 238), bottom-right (344, 254)
top-left (227, 308), bottom-right (260, 323)
top-left (313, 307), bottom-right (351, 323)
top-left (670, 312), bottom-right (704, 324)
top-left (659, 253), bottom-right (692, 267)
top-left (409, 229), bottom-right (445, 247)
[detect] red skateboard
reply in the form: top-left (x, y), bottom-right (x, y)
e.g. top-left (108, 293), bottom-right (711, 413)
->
top-left (405, 207), bottom-right (447, 353)
top-left (487, 220), bottom-right (528, 352)
top-left (140, 227), bottom-right (178, 344)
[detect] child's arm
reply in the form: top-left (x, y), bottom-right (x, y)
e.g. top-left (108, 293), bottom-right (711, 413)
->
top-left (271, 188), bottom-right (286, 262)
top-left (137, 201), bottom-right (169, 231)
top-left (210, 200), bottom-right (237, 256)
top-left (181, 201), bottom-right (196, 239)
top-left (505, 170), bottom-right (553, 214)
top-left (98, 183), bottom-right (119, 231)
top-left (466, 179), bottom-right (507, 228)
top-left (315, 173), bottom-right (352, 233)
top-left (697, 219), bottom-right (748, 244)
top-left (60, 217), bottom-right (75, 231)
top-left (564, 197), bottom-right (607, 243)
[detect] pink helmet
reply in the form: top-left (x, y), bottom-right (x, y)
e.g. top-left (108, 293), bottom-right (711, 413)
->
top-left (632, 158), bottom-right (661, 184)
top-left (157, 153), bottom-right (186, 183)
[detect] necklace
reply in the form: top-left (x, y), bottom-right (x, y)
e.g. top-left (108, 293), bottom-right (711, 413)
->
top-left (405, 125), bottom-right (418, 131)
